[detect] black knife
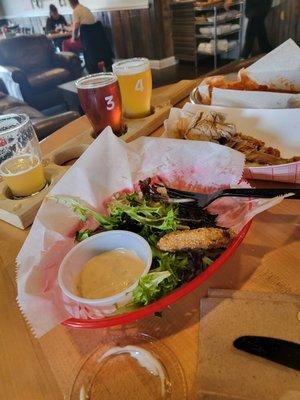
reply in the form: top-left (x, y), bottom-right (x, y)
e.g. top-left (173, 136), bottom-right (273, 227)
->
top-left (233, 336), bottom-right (300, 371)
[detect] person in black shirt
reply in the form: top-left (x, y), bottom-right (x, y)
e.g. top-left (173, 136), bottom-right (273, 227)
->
top-left (225, 0), bottom-right (272, 58)
top-left (46, 4), bottom-right (67, 33)
top-left (45, 4), bottom-right (68, 50)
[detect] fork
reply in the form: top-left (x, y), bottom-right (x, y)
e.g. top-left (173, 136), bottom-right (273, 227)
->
top-left (166, 187), bottom-right (300, 209)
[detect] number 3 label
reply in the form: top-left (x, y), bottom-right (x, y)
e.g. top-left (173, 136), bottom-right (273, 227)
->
top-left (105, 95), bottom-right (115, 110)
top-left (135, 79), bottom-right (144, 92)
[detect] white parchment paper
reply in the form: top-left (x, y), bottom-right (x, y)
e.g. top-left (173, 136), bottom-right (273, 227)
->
top-left (198, 39), bottom-right (300, 108)
top-left (182, 103), bottom-right (300, 159)
top-left (243, 39), bottom-right (300, 91)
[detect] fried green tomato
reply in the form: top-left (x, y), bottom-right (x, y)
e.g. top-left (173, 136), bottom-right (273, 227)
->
top-left (157, 227), bottom-right (233, 252)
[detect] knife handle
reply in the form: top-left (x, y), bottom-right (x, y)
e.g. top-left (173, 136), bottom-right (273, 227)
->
top-left (233, 336), bottom-right (300, 372)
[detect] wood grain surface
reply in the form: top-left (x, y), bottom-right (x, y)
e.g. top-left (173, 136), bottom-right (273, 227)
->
top-left (0, 71), bottom-right (299, 400)
top-left (265, 0), bottom-right (300, 49)
top-left (105, 0), bottom-right (174, 60)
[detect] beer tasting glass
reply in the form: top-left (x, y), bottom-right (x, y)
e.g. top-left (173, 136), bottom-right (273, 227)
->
top-left (112, 58), bottom-right (152, 118)
top-left (76, 73), bottom-right (123, 137)
top-left (0, 114), bottom-right (46, 198)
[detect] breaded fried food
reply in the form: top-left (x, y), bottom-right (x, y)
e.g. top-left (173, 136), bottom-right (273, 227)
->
top-left (157, 227), bottom-right (232, 252)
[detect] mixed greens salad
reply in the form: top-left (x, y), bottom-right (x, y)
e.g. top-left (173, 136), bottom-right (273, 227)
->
top-left (52, 179), bottom-right (229, 311)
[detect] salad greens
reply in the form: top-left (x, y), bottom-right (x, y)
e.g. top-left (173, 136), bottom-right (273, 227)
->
top-left (53, 195), bottom-right (114, 230)
top-left (51, 179), bottom-right (222, 309)
top-left (108, 194), bottom-right (180, 231)
top-left (131, 249), bottom-right (190, 306)
top-left (132, 271), bottom-right (171, 306)
top-left (53, 191), bottom-right (180, 233)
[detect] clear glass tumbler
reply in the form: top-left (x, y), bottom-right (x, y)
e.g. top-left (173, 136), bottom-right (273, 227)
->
top-left (0, 114), bottom-right (46, 197)
top-left (112, 58), bottom-right (152, 119)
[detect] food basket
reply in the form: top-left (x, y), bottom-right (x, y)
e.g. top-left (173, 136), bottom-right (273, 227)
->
top-left (63, 222), bottom-right (251, 329)
top-left (18, 129), bottom-right (263, 337)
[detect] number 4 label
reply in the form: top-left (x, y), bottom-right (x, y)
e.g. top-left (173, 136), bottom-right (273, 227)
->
top-left (105, 95), bottom-right (115, 110)
top-left (135, 79), bottom-right (144, 92)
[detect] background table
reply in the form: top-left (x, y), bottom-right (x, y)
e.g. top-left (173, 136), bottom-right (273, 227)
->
top-left (1, 68), bottom-right (300, 399)
top-left (58, 80), bottom-right (82, 113)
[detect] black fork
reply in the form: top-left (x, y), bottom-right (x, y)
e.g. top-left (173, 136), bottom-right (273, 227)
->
top-left (165, 187), bottom-right (300, 209)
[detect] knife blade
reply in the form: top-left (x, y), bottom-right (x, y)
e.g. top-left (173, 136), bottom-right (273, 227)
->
top-left (233, 336), bottom-right (300, 371)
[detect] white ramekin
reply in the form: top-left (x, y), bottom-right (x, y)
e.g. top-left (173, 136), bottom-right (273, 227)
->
top-left (58, 230), bottom-right (152, 317)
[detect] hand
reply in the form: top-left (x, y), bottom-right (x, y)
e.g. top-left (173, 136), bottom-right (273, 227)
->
top-left (224, 0), bottom-right (233, 10)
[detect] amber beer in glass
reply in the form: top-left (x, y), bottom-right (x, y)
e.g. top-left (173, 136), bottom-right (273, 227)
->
top-left (76, 73), bottom-right (123, 137)
top-left (0, 114), bottom-right (46, 197)
top-left (112, 58), bottom-right (152, 118)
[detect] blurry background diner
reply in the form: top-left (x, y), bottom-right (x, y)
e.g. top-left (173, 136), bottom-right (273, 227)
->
top-left (0, 0), bottom-right (298, 139)
top-left (45, 4), bottom-right (69, 51)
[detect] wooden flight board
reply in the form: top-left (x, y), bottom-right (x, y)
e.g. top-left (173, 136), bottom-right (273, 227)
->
top-left (0, 79), bottom-right (197, 229)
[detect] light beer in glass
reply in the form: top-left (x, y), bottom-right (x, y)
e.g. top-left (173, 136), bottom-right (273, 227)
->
top-left (0, 114), bottom-right (46, 197)
top-left (112, 58), bottom-right (152, 118)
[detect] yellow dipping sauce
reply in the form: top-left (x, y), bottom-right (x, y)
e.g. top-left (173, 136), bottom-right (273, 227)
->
top-left (77, 249), bottom-right (145, 299)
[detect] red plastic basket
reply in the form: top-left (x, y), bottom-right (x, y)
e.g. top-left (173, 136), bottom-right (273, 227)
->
top-left (62, 221), bottom-right (251, 329)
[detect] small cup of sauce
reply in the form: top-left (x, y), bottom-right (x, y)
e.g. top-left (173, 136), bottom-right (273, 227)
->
top-left (58, 231), bottom-right (152, 316)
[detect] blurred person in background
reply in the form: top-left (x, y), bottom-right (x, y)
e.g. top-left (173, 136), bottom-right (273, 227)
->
top-left (225, 0), bottom-right (272, 58)
top-left (46, 4), bottom-right (67, 33)
top-left (62, 0), bottom-right (95, 53)
top-left (46, 4), bottom-right (68, 51)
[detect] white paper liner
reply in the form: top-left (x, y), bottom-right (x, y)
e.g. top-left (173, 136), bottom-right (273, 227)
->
top-left (182, 103), bottom-right (300, 159)
top-left (165, 103), bottom-right (300, 184)
top-left (210, 87), bottom-right (300, 109)
top-left (17, 128), bottom-right (287, 337)
top-left (197, 39), bottom-right (300, 108)
top-left (243, 39), bottom-right (300, 91)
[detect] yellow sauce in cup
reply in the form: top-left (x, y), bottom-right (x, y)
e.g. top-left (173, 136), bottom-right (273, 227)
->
top-left (77, 249), bottom-right (145, 299)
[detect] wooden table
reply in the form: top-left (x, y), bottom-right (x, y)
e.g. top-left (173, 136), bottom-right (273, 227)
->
top-left (1, 77), bottom-right (300, 400)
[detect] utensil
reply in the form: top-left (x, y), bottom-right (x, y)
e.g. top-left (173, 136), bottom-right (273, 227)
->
top-left (233, 335), bottom-right (300, 371)
top-left (165, 187), bottom-right (300, 208)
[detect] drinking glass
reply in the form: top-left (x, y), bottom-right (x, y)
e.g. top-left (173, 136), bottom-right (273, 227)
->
top-left (0, 114), bottom-right (46, 197)
top-left (112, 58), bottom-right (152, 119)
top-left (76, 73), bottom-right (124, 137)
top-left (70, 333), bottom-right (187, 400)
